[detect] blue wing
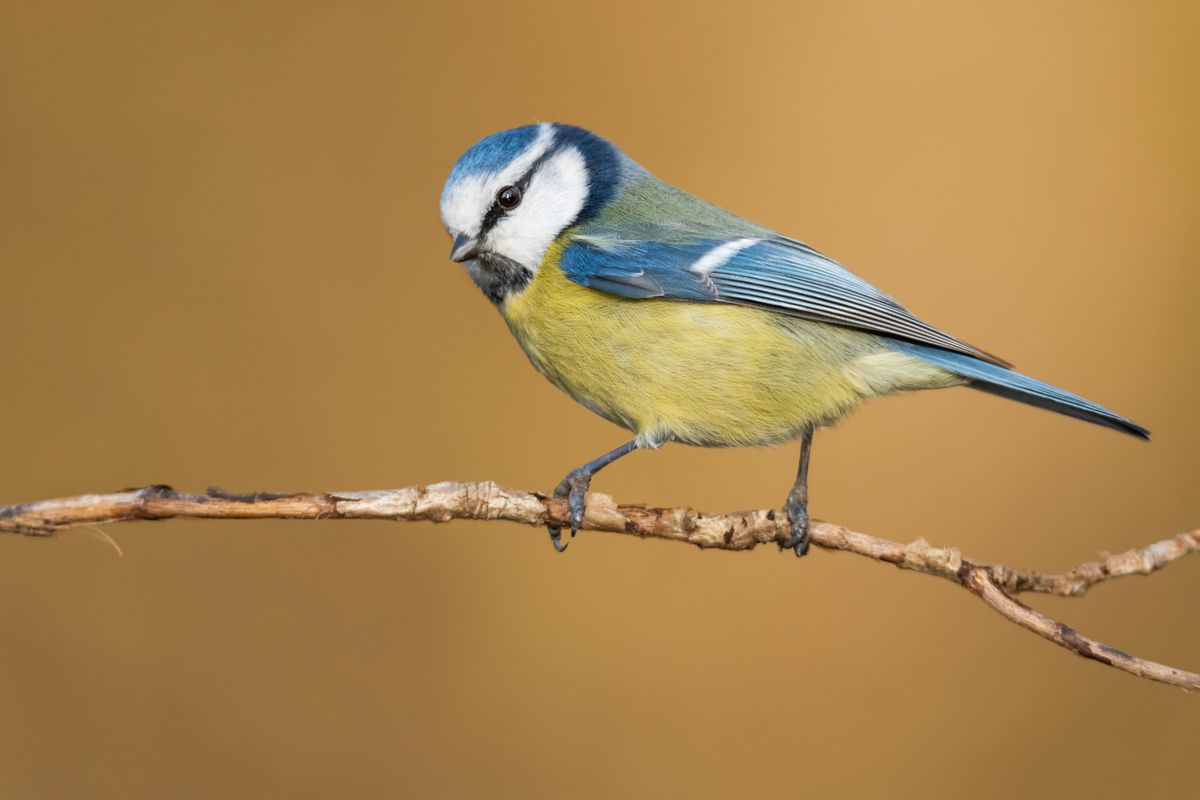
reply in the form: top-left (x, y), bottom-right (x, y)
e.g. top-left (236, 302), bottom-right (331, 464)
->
top-left (560, 226), bottom-right (1009, 366)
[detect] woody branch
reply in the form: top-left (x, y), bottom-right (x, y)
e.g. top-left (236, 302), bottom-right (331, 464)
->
top-left (2, 482), bottom-right (1197, 690)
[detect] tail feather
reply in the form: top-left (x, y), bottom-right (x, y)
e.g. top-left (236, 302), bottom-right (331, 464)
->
top-left (892, 341), bottom-right (1150, 440)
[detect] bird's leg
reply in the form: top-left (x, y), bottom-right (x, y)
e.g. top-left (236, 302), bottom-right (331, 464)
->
top-left (780, 428), bottom-right (814, 557)
top-left (548, 439), bottom-right (641, 552)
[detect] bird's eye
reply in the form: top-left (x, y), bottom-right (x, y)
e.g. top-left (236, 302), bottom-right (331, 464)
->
top-left (495, 184), bottom-right (522, 210)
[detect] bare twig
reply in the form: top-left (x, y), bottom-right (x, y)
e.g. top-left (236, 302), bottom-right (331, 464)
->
top-left (2, 482), bottom-right (1196, 690)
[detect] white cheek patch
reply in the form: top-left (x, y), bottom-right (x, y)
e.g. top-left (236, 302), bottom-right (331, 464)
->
top-left (440, 123), bottom-right (556, 237)
top-left (487, 146), bottom-right (589, 271)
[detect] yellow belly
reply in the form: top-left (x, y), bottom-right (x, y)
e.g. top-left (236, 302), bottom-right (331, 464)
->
top-left (500, 251), bottom-right (958, 447)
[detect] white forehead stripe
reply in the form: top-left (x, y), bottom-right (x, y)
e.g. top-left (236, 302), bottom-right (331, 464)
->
top-left (495, 122), bottom-right (556, 186)
top-left (691, 238), bottom-right (760, 276)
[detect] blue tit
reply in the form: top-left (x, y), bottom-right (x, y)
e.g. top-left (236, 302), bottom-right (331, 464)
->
top-left (439, 123), bottom-right (1149, 555)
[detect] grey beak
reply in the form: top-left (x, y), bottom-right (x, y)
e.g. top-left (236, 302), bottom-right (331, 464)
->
top-left (450, 233), bottom-right (481, 263)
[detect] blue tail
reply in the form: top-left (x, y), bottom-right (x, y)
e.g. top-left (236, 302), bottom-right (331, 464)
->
top-left (892, 341), bottom-right (1150, 440)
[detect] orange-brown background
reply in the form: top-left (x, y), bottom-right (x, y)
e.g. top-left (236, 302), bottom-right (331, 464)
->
top-left (1, 2), bottom-right (1197, 797)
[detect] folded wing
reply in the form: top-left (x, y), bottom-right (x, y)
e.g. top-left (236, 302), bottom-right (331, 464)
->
top-left (560, 226), bottom-right (1009, 366)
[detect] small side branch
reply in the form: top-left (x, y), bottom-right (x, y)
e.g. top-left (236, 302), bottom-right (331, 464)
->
top-left (2, 482), bottom-right (1196, 690)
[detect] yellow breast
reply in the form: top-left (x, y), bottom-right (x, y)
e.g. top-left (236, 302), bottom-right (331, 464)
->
top-left (500, 246), bottom-right (957, 447)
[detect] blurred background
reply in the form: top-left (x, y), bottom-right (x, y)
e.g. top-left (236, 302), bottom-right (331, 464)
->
top-left (1, 1), bottom-right (1197, 797)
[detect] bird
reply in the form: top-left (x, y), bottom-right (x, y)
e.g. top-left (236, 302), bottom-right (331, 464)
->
top-left (438, 122), bottom-right (1149, 555)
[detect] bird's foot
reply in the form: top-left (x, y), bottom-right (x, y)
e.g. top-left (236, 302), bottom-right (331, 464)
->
top-left (546, 468), bottom-right (591, 552)
top-left (779, 487), bottom-right (810, 558)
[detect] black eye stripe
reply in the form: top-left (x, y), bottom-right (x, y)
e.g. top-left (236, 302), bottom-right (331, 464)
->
top-left (477, 148), bottom-right (558, 237)
top-left (479, 200), bottom-right (506, 236)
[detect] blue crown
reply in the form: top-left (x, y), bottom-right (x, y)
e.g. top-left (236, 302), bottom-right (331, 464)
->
top-left (446, 124), bottom-right (542, 183)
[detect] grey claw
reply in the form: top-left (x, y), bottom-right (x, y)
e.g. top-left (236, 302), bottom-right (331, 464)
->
top-left (779, 525), bottom-right (810, 557)
top-left (547, 479), bottom-right (570, 552)
top-left (568, 486), bottom-right (585, 537)
top-left (548, 525), bottom-right (569, 553)
top-left (781, 493), bottom-right (811, 558)
top-left (551, 468), bottom-right (591, 541)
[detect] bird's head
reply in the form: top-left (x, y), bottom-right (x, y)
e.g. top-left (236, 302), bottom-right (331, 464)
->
top-left (440, 122), bottom-right (625, 303)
